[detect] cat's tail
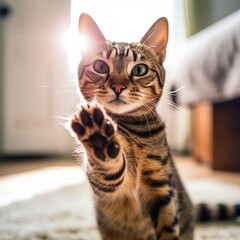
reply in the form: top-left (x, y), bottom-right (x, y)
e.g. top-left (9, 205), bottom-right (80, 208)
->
top-left (195, 203), bottom-right (240, 222)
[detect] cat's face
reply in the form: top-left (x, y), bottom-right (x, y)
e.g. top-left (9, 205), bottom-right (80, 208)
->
top-left (78, 14), bottom-right (168, 115)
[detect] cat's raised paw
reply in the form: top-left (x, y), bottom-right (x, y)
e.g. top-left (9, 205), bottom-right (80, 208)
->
top-left (71, 105), bottom-right (120, 161)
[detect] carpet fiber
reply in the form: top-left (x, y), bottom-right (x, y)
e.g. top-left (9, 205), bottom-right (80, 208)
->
top-left (0, 168), bottom-right (239, 240)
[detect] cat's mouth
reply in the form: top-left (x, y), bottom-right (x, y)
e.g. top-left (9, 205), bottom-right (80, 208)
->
top-left (109, 99), bottom-right (127, 104)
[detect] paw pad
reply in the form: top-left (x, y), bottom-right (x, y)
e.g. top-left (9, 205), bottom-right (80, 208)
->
top-left (105, 121), bottom-right (114, 137)
top-left (80, 108), bottom-right (93, 127)
top-left (71, 104), bottom-right (120, 161)
top-left (71, 121), bottom-right (85, 136)
top-left (107, 142), bottom-right (120, 158)
top-left (91, 134), bottom-right (106, 149)
top-left (93, 107), bottom-right (104, 127)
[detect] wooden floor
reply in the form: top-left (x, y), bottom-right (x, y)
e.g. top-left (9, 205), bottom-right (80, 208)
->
top-left (1, 155), bottom-right (240, 185)
top-left (0, 156), bottom-right (76, 177)
top-left (175, 155), bottom-right (240, 185)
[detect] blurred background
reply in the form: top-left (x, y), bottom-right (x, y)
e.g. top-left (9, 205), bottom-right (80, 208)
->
top-left (0, 1), bottom-right (240, 239)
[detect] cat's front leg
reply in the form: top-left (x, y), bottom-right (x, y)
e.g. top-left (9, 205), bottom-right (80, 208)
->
top-left (71, 104), bottom-right (125, 194)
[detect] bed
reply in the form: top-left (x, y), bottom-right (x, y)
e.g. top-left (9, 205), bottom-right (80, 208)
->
top-left (165, 10), bottom-right (240, 171)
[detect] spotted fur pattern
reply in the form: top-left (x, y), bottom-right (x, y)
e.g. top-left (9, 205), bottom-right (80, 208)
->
top-left (71, 13), bottom-right (194, 240)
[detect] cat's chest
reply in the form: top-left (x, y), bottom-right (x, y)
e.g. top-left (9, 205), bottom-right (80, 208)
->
top-left (117, 122), bottom-right (165, 147)
top-left (103, 197), bottom-right (155, 237)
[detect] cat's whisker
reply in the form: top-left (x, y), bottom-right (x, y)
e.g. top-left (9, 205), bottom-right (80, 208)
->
top-left (55, 89), bottom-right (78, 95)
top-left (136, 90), bottom-right (156, 97)
top-left (143, 103), bottom-right (163, 125)
top-left (167, 85), bottom-right (184, 95)
top-left (140, 107), bottom-right (152, 135)
top-left (137, 88), bottom-right (185, 114)
top-left (58, 96), bottom-right (80, 117)
top-left (58, 83), bottom-right (77, 87)
top-left (164, 99), bottom-right (185, 111)
top-left (140, 99), bottom-right (164, 125)
top-left (133, 98), bottom-right (161, 126)
top-left (54, 116), bottom-right (72, 130)
top-left (164, 92), bottom-right (177, 97)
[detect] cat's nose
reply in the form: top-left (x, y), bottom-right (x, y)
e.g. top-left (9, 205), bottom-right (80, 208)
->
top-left (110, 84), bottom-right (126, 96)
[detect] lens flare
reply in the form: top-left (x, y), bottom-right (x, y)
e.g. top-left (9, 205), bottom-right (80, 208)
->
top-left (60, 30), bottom-right (91, 75)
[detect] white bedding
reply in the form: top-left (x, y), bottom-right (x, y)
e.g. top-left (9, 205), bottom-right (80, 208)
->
top-left (166, 10), bottom-right (240, 105)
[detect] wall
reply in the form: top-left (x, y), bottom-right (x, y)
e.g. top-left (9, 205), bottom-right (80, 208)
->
top-left (0, 0), bottom-right (73, 156)
top-left (185, 0), bottom-right (240, 36)
top-left (0, 0), bottom-right (8, 153)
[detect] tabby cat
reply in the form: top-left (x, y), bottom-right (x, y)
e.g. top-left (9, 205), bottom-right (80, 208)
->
top-left (70, 14), bottom-right (238, 240)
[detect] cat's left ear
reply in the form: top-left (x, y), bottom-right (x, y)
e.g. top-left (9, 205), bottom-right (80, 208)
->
top-left (140, 17), bottom-right (168, 64)
top-left (79, 13), bottom-right (105, 52)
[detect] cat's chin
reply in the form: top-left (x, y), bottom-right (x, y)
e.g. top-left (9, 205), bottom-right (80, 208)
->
top-left (103, 101), bottom-right (136, 115)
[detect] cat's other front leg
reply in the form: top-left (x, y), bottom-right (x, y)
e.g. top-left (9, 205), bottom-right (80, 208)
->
top-left (71, 104), bottom-right (125, 195)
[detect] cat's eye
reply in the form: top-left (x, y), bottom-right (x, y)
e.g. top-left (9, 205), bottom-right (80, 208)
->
top-left (132, 64), bottom-right (148, 76)
top-left (93, 60), bottom-right (109, 74)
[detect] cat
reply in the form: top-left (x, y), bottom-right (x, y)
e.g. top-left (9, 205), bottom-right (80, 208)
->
top-left (70, 13), bottom-right (239, 240)
top-left (70, 13), bottom-right (192, 240)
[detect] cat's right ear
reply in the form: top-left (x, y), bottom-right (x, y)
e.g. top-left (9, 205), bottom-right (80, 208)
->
top-left (140, 17), bottom-right (168, 64)
top-left (79, 13), bottom-right (105, 53)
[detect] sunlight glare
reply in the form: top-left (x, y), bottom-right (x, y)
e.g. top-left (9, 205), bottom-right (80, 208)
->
top-left (61, 29), bottom-right (92, 75)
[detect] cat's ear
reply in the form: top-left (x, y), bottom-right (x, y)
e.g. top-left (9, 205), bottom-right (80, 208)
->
top-left (79, 13), bottom-right (105, 51)
top-left (140, 17), bottom-right (168, 64)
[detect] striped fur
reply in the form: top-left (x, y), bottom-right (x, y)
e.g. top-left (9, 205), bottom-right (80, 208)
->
top-left (195, 203), bottom-right (240, 222)
top-left (70, 14), bottom-right (239, 240)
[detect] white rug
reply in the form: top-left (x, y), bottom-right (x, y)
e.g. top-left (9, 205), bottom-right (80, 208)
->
top-left (0, 167), bottom-right (239, 240)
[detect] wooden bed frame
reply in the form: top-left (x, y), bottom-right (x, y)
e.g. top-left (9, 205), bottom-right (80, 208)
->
top-left (192, 97), bottom-right (240, 171)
